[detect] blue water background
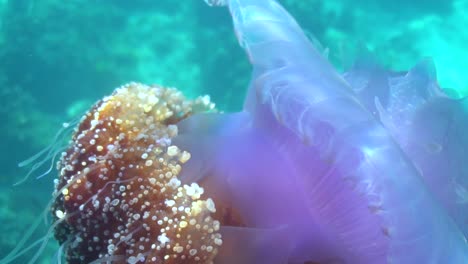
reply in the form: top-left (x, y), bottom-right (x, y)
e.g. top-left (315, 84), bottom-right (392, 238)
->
top-left (0, 0), bottom-right (466, 262)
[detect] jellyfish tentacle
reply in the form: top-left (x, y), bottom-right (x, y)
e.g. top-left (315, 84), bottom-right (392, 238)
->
top-left (345, 55), bottom-right (468, 237)
top-left (215, 226), bottom-right (292, 264)
top-left (222, 0), bottom-right (372, 145)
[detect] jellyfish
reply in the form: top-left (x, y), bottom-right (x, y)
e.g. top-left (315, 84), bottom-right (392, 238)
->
top-left (2, 0), bottom-right (468, 263)
top-left (1, 83), bottom-right (224, 264)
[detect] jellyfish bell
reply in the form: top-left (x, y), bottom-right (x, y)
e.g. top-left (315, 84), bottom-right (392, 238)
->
top-left (48, 83), bottom-right (230, 264)
top-left (0, 83), bottom-right (227, 264)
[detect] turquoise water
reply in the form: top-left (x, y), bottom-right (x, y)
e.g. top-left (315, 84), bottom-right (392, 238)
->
top-left (0, 0), bottom-right (467, 262)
